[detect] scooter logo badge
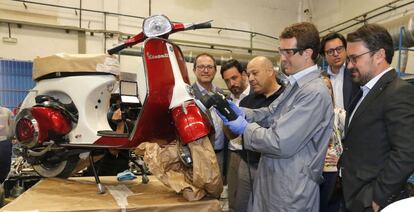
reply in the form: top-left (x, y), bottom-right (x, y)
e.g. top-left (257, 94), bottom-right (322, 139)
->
top-left (147, 52), bottom-right (169, 60)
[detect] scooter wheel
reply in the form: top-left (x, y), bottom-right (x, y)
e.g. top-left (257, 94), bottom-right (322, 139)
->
top-left (32, 155), bottom-right (79, 178)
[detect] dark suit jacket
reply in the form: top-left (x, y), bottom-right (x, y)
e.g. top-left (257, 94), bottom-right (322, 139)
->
top-left (324, 66), bottom-right (360, 112)
top-left (342, 67), bottom-right (360, 112)
top-left (340, 69), bottom-right (414, 211)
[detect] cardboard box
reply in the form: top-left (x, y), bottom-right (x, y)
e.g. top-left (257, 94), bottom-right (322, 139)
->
top-left (0, 176), bottom-right (220, 212)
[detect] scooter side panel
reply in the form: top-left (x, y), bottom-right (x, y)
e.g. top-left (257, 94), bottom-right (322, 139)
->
top-left (20, 75), bottom-right (116, 145)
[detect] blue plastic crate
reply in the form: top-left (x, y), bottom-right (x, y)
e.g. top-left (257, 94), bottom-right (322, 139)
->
top-left (0, 59), bottom-right (35, 111)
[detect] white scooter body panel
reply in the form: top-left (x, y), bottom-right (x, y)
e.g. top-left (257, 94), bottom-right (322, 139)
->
top-left (20, 75), bottom-right (117, 144)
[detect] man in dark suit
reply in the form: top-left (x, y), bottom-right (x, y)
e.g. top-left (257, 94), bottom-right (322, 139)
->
top-left (339, 24), bottom-right (414, 212)
top-left (320, 32), bottom-right (360, 112)
top-left (320, 32), bottom-right (360, 212)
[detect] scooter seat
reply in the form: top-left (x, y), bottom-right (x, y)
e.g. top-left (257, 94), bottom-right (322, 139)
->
top-left (97, 130), bottom-right (129, 138)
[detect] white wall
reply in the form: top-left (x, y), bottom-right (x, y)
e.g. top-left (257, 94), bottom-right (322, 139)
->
top-left (0, 0), bottom-right (303, 91)
top-left (2, 0), bottom-right (414, 88)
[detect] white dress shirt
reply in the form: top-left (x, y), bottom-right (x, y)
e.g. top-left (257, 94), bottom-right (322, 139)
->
top-left (228, 84), bottom-right (250, 151)
top-left (327, 63), bottom-right (346, 109)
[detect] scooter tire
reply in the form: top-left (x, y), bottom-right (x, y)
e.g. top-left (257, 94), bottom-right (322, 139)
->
top-left (32, 155), bottom-right (80, 178)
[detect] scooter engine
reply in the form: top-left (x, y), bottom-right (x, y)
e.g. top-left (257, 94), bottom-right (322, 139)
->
top-left (15, 107), bottom-right (72, 149)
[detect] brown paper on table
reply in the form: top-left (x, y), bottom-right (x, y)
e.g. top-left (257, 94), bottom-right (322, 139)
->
top-left (136, 137), bottom-right (223, 201)
top-left (0, 176), bottom-right (220, 212)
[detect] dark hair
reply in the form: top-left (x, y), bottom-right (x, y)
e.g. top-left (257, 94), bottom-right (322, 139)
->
top-left (193, 53), bottom-right (217, 70)
top-left (220, 59), bottom-right (244, 78)
top-left (346, 24), bottom-right (394, 64)
top-left (280, 22), bottom-right (320, 62)
top-left (320, 32), bottom-right (347, 56)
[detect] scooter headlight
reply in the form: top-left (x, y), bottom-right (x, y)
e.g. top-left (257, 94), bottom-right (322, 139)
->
top-left (143, 15), bottom-right (172, 38)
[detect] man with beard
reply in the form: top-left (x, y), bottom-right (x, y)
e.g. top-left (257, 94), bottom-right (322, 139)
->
top-left (220, 59), bottom-right (250, 211)
top-left (215, 22), bottom-right (334, 212)
top-left (339, 24), bottom-right (414, 212)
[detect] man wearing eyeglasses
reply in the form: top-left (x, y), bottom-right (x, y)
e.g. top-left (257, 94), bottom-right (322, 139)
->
top-left (338, 24), bottom-right (414, 212)
top-left (321, 32), bottom-right (360, 112)
top-left (191, 53), bottom-right (227, 176)
top-left (319, 32), bottom-right (360, 212)
top-left (215, 22), bottom-right (334, 212)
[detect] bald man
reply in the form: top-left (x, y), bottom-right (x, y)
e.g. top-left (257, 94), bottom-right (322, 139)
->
top-left (233, 56), bottom-right (285, 212)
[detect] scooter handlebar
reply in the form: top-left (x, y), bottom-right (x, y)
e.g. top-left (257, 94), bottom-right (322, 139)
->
top-left (186, 20), bottom-right (212, 30)
top-left (107, 33), bottom-right (146, 55)
top-left (107, 43), bottom-right (128, 55)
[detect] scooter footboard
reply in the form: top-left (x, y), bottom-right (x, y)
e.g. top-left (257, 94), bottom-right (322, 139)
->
top-left (171, 101), bottom-right (210, 144)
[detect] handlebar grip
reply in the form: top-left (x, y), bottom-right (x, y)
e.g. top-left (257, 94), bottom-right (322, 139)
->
top-left (193, 22), bottom-right (212, 30)
top-left (186, 21), bottom-right (212, 30)
top-left (107, 43), bottom-right (128, 55)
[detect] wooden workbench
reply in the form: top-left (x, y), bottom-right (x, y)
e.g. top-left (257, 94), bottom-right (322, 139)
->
top-left (0, 176), bottom-right (220, 212)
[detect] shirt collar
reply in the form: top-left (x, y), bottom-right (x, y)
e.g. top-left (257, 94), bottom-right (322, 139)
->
top-left (288, 64), bottom-right (318, 85)
top-left (364, 67), bottom-right (393, 90)
top-left (196, 81), bottom-right (217, 94)
top-left (230, 84), bottom-right (250, 100)
top-left (327, 63), bottom-right (346, 77)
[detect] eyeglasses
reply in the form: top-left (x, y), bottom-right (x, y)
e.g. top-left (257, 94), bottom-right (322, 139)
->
top-left (278, 48), bottom-right (304, 57)
top-left (325, 46), bottom-right (345, 56)
top-left (347, 49), bottom-right (378, 64)
top-left (196, 65), bottom-right (215, 71)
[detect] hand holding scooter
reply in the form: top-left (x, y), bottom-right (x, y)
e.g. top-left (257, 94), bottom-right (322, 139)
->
top-left (200, 92), bottom-right (248, 135)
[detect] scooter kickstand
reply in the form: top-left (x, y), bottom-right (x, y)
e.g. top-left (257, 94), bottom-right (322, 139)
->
top-left (131, 157), bottom-right (149, 184)
top-left (89, 153), bottom-right (105, 194)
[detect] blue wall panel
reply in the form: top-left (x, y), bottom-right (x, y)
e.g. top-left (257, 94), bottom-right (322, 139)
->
top-left (0, 60), bottom-right (35, 111)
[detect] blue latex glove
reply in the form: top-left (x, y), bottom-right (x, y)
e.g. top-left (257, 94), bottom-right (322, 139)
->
top-left (215, 108), bottom-right (248, 135)
top-left (227, 100), bottom-right (245, 118)
top-left (224, 115), bottom-right (248, 135)
top-left (117, 170), bottom-right (137, 181)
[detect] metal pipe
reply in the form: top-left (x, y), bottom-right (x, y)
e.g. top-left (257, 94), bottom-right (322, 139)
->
top-left (398, 26), bottom-right (405, 74)
top-left (212, 27), bottom-right (277, 40)
top-left (104, 12), bottom-right (107, 52)
top-left (118, 48), bottom-right (279, 66)
top-left (320, 0), bottom-right (414, 34)
top-left (12, 0), bottom-right (147, 20)
top-left (11, 0), bottom-right (277, 41)
top-left (79, 0), bottom-right (82, 28)
top-left (0, 18), bottom-right (276, 55)
top-left (149, 0), bottom-right (151, 16)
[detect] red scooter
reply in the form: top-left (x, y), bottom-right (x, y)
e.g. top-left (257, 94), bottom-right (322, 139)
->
top-left (14, 15), bottom-right (215, 193)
